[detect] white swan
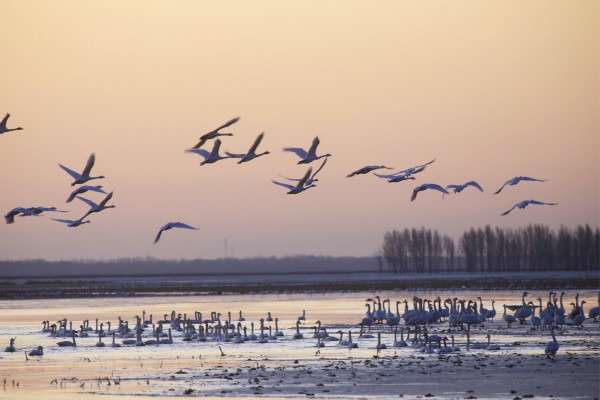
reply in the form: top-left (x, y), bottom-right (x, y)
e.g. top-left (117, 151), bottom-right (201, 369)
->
top-left (376, 159), bottom-right (436, 183)
top-left (410, 183), bottom-right (449, 201)
top-left (0, 113), bottom-right (23, 134)
top-left (373, 171), bottom-right (416, 183)
top-left (5, 337), bottom-right (16, 352)
top-left (347, 165), bottom-right (392, 178)
top-left (225, 132), bottom-right (270, 164)
top-left (445, 181), bottom-right (484, 194)
top-left (51, 217), bottom-right (91, 228)
top-left (28, 346), bottom-right (43, 356)
top-left (59, 153), bottom-right (105, 186)
top-left (272, 166), bottom-right (317, 194)
top-left (5, 206), bottom-right (67, 224)
top-left (293, 320), bottom-right (304, 339)
top-left (186, 138), bottom-right (232, 165)
top-left (66, 185), bottom-right (107, 203)
top-left (544, 327), bottom-right (559, 359)
top-left (494, 176), bottom-right (547, 194)
top-left (283, 136), bottom-right (331, 164)
top-left (154, 221), bottom-right (198, 244)
top-left (78, 191), bottom-right (115, 219)
top-left (279, 157), bottom-right (327, 186)
top-left (501, 200), bottom-right (557, 216)
top-left (192, 117), bottom-right (240, 149)
top-left (56, 332), bottom-right (76, 347)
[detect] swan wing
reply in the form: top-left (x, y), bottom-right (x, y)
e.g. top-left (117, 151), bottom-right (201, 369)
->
top-left (185, 148), bottom-right (210, 160)
top-left (76, 196), bottom-right (99, 209)
top-left (154, 228), bottom-right (165, 244)
top-left (311, 157), bottom-right (328, 179)
top-left (282, 147), bottom-right (308, 159)
top-left (528, 200), bottom-right (557, 206)
top-left (465, 181), bottom-right (484, 192)
top-left (214, 116), bottom-right (240, 132)
top-left (51, 218), bottom-right (76, 224)
top-left (501, 204), bottom-right (517, 216)
top-left (297, 167), bottom-right (313, 187)
top-left (247, 132), bottom-right (265, 154)
top-left (278, 174), bottom-right (301, 182)
top-left (225, 151), bottom-right (246, 159)
top-left (0, 113), bottom-right (8, 129)
top-left (306, 136), bottom-right (320, 157)
top-left (272, 180), bottom-right (296, 191)
top-left (170, 222), bottom-right (198, 230)
top-left (58, 163), bottom-right (82, 180)
top-left (80, 153), bottom-right (96, 178)
top-left (98, 191), bottom-right (114, 207)
top-left (519, 176), bottom-right (547, 183)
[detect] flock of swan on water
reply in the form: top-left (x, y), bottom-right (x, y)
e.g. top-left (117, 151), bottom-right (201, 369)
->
top-left (4, 114), bottom-right (557, 243)
top-left (4, 291), bottom-right (598, 360)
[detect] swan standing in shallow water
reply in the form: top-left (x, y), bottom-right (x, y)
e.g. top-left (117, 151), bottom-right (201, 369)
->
top-left (545, 327), bottom-right (559, 359)
top-left (501, 200), bottom-right (557, 216)
top-left (154, 222), bottom-right (198, 244)
top-left (59, 153), bottom-right (105, 186)
top-left (0, 113), bottom-right (23, 134)
top-left (494, 176), bottom-right (547, 194)
top-left (192, 117), bottom-right (240, 149)
top-left (283, 136), bottom-right (331, 164)
top-left (225, 132), bottom-right (270, 164)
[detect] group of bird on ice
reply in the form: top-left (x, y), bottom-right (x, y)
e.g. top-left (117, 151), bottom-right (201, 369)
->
top-left (3, 114), bottom-right (557, 243)
top-left (4, 291), bottom-right (598, 361)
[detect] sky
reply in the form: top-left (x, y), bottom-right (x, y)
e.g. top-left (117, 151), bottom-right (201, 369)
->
top-left (1, 1), bottom-right (598, 261)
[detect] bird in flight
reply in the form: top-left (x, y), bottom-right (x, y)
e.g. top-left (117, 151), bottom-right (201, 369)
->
top-left (272, 166), bottom-right (317, 194)
top-left (347, 165), bottom-right (392, 178)
top-left (154, 222), bottom-right (198, 244)
top-left (445, 181), bottom-right (484, 194)
top-left (58, 153), bottom-right (105, 186)
top-left (373, 159), bottom-right (435, 183)
top-left (0, 113), bottom-right (23, 134)
top-left (225, 132), bottom-right (270, 164)
top-left (283, 136), bottom-right (331, 164)
top-left (51, 217), bottom-right (91, 227)
top-left (4, 206), bottom-right (66, 224)
top-left (501, 200), bottom-right (557, 216)
top-left (186, 139), bottom-right (232, 165)
top-left (66, 185), bottom-right (107, 203)
top-left (279, 157), bottom-right (328, 186)
top-left (78, 192), bottom-right (115, 219)
top-left (410, 183), bottom-right (449, 201)
top-left (494, 176), bottom-right (547, 194)
top-left (192, 117), bottom-right (240, 149)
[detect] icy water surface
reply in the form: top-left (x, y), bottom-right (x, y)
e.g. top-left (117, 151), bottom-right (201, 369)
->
top-left (0, 290), bottom-right (598, 399)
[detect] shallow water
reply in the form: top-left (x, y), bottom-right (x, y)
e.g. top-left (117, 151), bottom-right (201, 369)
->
top-left (0, 289), bottom-right (598, 399)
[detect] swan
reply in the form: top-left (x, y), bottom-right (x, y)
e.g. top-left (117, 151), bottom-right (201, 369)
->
top-left (298, 310), bottom-right (306, 321)
top-left (59, 153), bottom-right (105, 186)
top-left (445, 181), bottom-right (484, 194)
top-left (192, 116), bottom-right (240, 149)
top-left (293, 320), bottom-right (304, 339)
top-left (283, 136), bottom-right (331, 164)
top-left (51, 217), bottom-right (91, 228)
top-left (28, 346), bottom-right (43, 356)
top-left (272, 166), bottom-right (317, 194)
top-left (111, 333), bottom-right (121, 348)
top-left (96, 330), bottom-right (105, 347)
top-left (588, 292), bottom-right (599, 322)
top-left (154, 221), bottom-right (198, 244)
top-left (572, 301), bottom-right (586, 328)
top-left (410, 183), bottom-right (449, 201)
top-left (347, 330), bottom-right (358, 348)
top-left (5, 206), bottom-right (67, 224)
top-left (376, 158), bottom-right (436, 182)
top-left (56, 332), bottom-right (76, 347)
top-left (347, 165), bottom-right (392, 178)
top-left (0, 113), bottom-right (23, 134)
top-left (501, 200), bottom-right (557, 216)
top-left (66, 185), bottom-right (107, 203)
top-left (376, 331), bottom-right (387, 350)
top-left (5, 337), bottom-right (16, 352)
top-left (502, 304), bottom-right (517, 328)
top-left (279, 157), bottom-right (327, 186)
top-left (485, 335), bottom-right (501, 351)
top-left (494, 176), bottom-right (547, 194)
top-left (225, 132), bottom-right (270, 163)
top-left (78, 191), bottom-right (115, 219)
top-left (544, 327), bottom-right (559, 359)
top-left (186, 138), bottom-right (232, 165)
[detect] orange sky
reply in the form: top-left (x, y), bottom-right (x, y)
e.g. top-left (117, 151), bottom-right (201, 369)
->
top-left (1, 1), bottom-right (598, 261)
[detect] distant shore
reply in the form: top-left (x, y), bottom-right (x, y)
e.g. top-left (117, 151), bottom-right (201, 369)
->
top-left (0, 270), bottom-right (597, 300)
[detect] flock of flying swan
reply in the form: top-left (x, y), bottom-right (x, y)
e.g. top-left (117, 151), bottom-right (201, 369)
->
top-left (3, 114), bottom-right (557, 244)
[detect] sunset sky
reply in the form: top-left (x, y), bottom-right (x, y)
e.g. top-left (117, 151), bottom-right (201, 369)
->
top-left (1, 1), bottom-right (598, 261)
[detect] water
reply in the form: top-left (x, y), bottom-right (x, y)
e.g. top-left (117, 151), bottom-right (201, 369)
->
top-left (0, 289), bottom-right (598, 399)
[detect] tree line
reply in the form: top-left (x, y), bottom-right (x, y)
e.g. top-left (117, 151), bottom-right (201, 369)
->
top-left (377, 224), bottom-right (599, 274)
